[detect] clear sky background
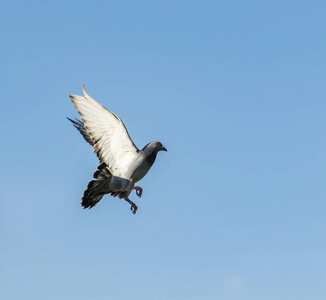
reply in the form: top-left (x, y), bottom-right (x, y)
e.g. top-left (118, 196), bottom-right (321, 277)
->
top-left (1, 1), bottom-right (326, 299)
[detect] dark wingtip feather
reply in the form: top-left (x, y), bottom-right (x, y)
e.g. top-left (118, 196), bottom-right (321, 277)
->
top-left (67, 117), bottom-right (94, 146)
top-left (67, 117), bottom-right (83, 126)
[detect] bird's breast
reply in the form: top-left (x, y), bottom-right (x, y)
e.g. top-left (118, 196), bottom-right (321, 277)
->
top-left (129, 152), bottom-right (154, 183)
top-left (131, 161), bottom-right (152, 183)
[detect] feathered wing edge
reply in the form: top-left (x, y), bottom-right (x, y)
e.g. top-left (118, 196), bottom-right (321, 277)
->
top-left (80, 83), bottom-right (139, 151)
top-left (67, 117), bottom-right (94, 146)
top-left (69, 84), bottom-right (139, 177)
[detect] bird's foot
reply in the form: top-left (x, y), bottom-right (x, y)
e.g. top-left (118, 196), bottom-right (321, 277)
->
top-left (130, 203), bottom-right (138, 214)
top-left (133, 186), bottom-right (143, 198)
top-left (124, 197), bottom-right (138, 214)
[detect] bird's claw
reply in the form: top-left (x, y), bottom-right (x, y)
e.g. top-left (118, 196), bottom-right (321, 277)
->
top-left (124, 197), bottom-right (138, 214)
top-left (133, 186), bottom-right (143, 198)
top-left (130, 203), bottom-right (138, 214)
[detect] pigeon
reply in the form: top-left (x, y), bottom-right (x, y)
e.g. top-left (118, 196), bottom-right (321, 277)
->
top-left (68, 84), bottom-right (167, 214)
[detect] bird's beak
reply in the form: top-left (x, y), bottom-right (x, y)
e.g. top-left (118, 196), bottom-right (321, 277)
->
top-left (162, 146), bottom-right (167, 152)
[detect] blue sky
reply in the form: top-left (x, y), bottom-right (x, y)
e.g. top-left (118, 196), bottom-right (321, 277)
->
top-left (1, 1), bottom-right (326, 299)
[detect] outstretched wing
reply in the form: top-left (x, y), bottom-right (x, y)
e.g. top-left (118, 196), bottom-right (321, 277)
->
top-left (69, 84), bottom-right (139, 178)
top-left (67, 118), bottom-right (94, 146)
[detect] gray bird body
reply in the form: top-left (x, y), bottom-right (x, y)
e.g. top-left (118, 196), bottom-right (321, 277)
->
top-left (68, 84), bottom-right (166, 213)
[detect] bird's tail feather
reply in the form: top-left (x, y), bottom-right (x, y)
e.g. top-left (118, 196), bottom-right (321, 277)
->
top-left (81, 163), bottom-right (130, 208)
top-left (82, 178), bottom-right (109, 208)
top-left (81, 163), bottom-right (112, 209)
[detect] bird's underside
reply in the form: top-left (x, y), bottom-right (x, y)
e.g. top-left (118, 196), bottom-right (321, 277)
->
top-left (81, 162), bottom-right (142, 214)
top-left (68, 84), bottom-right (166, 214)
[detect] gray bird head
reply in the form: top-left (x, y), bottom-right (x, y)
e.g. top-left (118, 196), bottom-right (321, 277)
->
top-left (142, 141), bottom-right (167, 167)
top-left (142, 141), bottom-right (167, 154)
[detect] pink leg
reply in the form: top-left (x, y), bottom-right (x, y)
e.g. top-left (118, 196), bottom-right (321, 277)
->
top-left (124, 197), bottom-right (138, 214)
top-left (133, 186), bottom-right (143, 198)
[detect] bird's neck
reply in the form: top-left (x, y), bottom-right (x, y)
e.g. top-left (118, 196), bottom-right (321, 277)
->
top-left (145, 150), bottom-right (158, 166)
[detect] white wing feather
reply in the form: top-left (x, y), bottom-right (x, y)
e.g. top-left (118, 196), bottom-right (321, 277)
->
top-left (69, 84), bottom-right (139, 179)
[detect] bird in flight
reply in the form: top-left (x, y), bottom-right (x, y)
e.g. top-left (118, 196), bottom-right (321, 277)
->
top-left (68, 84), bottom-right (167, 214)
